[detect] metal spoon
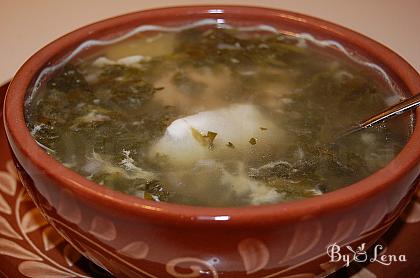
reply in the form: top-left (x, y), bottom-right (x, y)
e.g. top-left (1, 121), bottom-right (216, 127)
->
top-left (337, 93), bottom-right (420, 139)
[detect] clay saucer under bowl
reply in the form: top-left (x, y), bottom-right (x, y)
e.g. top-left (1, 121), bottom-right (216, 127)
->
top-left (3, 6), bottom-right (420, 278)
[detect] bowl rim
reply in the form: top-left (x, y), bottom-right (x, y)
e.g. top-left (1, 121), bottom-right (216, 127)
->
top-left (4, 5), bottom-right (420, 226)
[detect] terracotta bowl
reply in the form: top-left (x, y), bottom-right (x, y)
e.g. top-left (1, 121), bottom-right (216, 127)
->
top-left (3, 6), bottom-right (420, 278)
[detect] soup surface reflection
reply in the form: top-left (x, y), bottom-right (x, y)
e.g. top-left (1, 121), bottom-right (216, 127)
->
top-left (25, 26), bottom-right (409, 207)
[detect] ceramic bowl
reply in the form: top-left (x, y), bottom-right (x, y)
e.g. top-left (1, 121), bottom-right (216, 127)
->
top-left (4, 6), bottom-right (420, 278)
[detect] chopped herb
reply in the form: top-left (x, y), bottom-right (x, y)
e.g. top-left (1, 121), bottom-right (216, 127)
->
top-left (205, 131), bottom-right (218, 145)
top-left (47, 64), bottom-right (89, 92)
top-left (226, 142), bottom-right (235, 148)
top-left (249, 137), bottom-right (257, 145)
top-left (144, 180), bottom-right (169, 201)
top-left (191, 128), bottom-right (218, 149)
top-left (191, 127), bottom-right (207, 145)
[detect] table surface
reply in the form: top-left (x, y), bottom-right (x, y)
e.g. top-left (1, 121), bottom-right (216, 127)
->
top-left (1, 0), bottom-right (419, 85)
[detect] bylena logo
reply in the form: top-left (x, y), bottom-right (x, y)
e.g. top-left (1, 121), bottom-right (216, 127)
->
top-left (327, 243), bottom-right (407, 267)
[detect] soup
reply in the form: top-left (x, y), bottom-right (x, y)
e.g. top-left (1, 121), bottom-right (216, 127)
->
top-left (25, 23), bottom-right (409, 207)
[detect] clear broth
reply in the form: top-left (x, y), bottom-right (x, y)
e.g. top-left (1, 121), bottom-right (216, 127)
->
top-left (25, 26), bottom-right (409, 207)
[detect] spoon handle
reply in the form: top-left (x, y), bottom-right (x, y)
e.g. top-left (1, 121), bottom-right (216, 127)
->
top-left (362, 93), bottom-right (420, 127)
top-left (341, 93), bottom-right (420, 137)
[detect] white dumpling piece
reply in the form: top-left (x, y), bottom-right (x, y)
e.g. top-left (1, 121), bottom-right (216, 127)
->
top-left (149, 103), bottom-right (285, 165)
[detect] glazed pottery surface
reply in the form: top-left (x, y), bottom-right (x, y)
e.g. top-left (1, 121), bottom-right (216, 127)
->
top-left (3, 6), bottom-right (420, 278)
